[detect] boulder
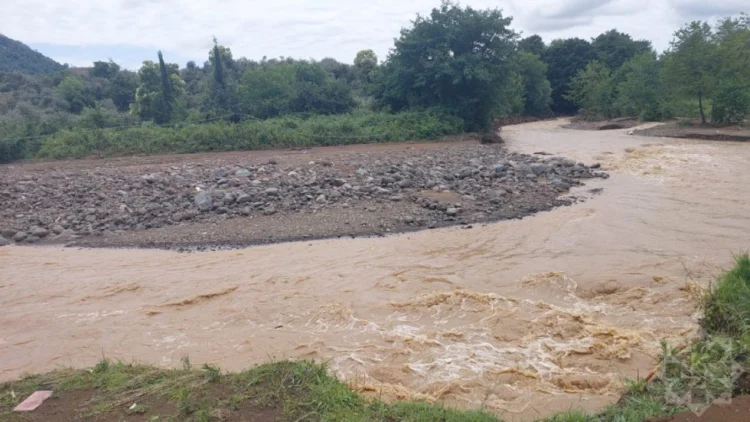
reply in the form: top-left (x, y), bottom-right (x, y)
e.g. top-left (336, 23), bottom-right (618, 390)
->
top-left (194, 191), bottom-right (213, 212)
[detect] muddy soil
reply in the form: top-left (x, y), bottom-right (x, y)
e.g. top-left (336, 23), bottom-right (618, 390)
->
top-left (633, 121), bottom-right (750, 141)
top-left (0, 141), bottom-right (606, 249)
top-left (563, 117), bottom-right (641, 131)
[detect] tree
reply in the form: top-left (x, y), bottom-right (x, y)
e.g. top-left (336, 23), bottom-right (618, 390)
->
top-left (289, 62), bottom-right (356, 115)
top-left (374, 1), bottom-right (518, 131)
top-left (516, 51), bottom-right (552, 116)
top-left (108, 70), bottom-right (138, 112)
top-left (565, 61), bottom-right (615, 120)
top-left (591, 30), bottom-right (652, 71)
top-left (663, 21), bottom-right (716, 124)
top-left (236, 65), bottom-right (295, 118)
top-left (157, 51), bottom-right (173, 118)
top-left (57, 74), bottom-right (90, 113)
top-left (89, 60), bottom-right (121, 79)
top-left (519, 35), bottom-right (546, 56)
top-left (132, 57), bottom-right (185, 123)
top-left (614, 52), bottom-right (663, 120)
top-left (542, 38), bottom-right (597, 113)
top-left (354, 49), bottom-right (378, 84)
top-left (204, 39), bottom-right (231, 113)
top-left (712, 14), bottom-right (750, 124)
top-left (235, 61), bottom-right (356, 118)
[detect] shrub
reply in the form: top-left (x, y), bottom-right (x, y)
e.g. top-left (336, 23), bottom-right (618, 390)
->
top-left (700, 253), bottom-right (750, 337)
top-left (30, 111), bottom-right (463, 161)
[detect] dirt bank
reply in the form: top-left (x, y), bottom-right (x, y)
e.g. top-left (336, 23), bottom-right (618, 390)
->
top-left (563, 117), bottom-right (641, 131)
top-left (0, 141), bottom-right (606, 249)
top-left (632, 122), bottom-right (750, 141)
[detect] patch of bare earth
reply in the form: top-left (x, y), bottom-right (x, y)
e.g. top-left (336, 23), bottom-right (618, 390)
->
top-left (632, 122), bottom-right (750, 141)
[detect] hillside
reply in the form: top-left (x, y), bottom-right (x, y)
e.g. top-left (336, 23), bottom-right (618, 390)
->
top-left (0, 33), bottom-right (62, 74)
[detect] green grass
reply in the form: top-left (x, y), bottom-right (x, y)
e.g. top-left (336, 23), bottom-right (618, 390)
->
top-left (700, 254), bottom-right (750, 338)
top-left (2, 255), bottom-right (749, 421)
top-left (1, 110), bottom-right (465, 163)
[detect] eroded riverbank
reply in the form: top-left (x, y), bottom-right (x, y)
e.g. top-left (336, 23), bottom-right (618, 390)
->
top-left (1, 120), bottom-right (749, 420)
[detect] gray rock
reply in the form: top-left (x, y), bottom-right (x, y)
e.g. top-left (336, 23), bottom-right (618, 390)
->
top-left (251, 180), bottom-right (262, 187)
top-left (212, 168), bottom-right (229, 178)
top-left (530, 163), bottom-right (550, 175)
top-left (223, 193), bottom-right (236, 204)
top-left (85, 214), bottom-right (97, 222)
top-left (458, 167), bottom-right (474, 178)
top-left (26, 235), bottom-right (41, 243)
top-left (403, 215), bottom-right (415, 224)
top-left (264, 204), bottom-right (277, 215)
top-left (446, 207), bottom-right (459, 216)
top-left (194, 191), bottom-right (213, 212)
top-left (235, 169), bottom-right (252, 177)
top-left (0, 236), bottom-right (10, 246)
top-left (1, 229), bottom-right (17, 239)
top-left (389, 195), bottom-right (404, 201)
top-left (52, 225), bottom-right (65, 235)
top-left (398, 179), bottom-right (414, 189)
top-left (117, 190), bottom-right (129, 197)
top-left (236, 193), bottom-right (252, 204)
top-left (265, 188), bottom-right (279, 196)
top-left (356, 168), bottom-right (368, 176)
top-left (216, 207), bottom-right (229, 214)
top-left (380, 176), bottom-right (395, 186)
top-left (492, 163), bottom-right (508, 174)
top-left (287, 171), bottom-right (298, 178)
top-left (13, 231), bottom-right (28, 242)
top-left (30, 227), bottom-right (49, 238)
top-left (141, 173), bottom-right (160, 184)
top-left (330, 178), bottom-right (347, 187)
top-left (316, 194), bottom-right (327, 204)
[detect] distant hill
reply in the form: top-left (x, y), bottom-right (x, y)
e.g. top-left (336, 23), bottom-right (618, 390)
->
top-left (0, 34), bottom-right (63, 74)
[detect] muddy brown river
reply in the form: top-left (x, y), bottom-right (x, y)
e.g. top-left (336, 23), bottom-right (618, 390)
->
top-left (1, 120), bottom-right (749, 420)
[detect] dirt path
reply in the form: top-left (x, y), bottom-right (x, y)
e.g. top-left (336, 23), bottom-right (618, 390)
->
top-left (1, 120), bottom-right (749, 420)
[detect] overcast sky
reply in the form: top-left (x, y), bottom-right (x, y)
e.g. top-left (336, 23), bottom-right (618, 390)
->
top-left (3, 0), bottom-right (747, 69)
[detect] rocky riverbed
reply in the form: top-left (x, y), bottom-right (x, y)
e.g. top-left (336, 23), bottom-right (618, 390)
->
top-left (0, 142), bottom-right (607, 249)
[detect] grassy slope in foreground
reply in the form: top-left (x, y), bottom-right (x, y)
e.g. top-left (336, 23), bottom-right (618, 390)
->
top-left (0, 359), bottom-right (677, 422)
top-left (2, 254), bottom-right (749, 421)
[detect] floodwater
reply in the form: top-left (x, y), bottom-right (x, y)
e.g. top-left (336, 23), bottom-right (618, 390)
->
top-left (1, 120), bottom-right (749, 420)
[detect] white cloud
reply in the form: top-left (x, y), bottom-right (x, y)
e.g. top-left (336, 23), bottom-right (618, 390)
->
top-left (3, 0), bottom-right (745, 68)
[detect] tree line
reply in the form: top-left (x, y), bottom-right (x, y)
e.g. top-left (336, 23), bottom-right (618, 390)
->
top-left (1, 2), bottom-right (748, 162)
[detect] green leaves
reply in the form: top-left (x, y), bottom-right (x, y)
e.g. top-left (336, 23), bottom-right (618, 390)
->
top-left (375, 0), bottom-right (517, 131)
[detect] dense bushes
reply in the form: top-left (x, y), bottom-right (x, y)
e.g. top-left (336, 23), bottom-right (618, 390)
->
top-left (18, 111), bottom-right (463, 161)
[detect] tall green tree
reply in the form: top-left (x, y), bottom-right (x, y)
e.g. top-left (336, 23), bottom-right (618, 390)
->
top-left (564, 61), bottom-right (615, 120)
top-left (519, 35), bottom-right (546, 56)
top-left (354, 49), bottom-right (378, 84)
top-left (205, 39), bottom-right (231, 113)
top-left (542, 38), bottom-right (596, 114)
top-left (157, 51), bottom-right (173, 119)
top-left (614, 52), bottom-right (663, 120)
top-left (591, 30), bottom-right (652, 70)
top-left (132, 57), bottom-right (185, 124)
top-left (663, 22), bottom-right (716, 124)
top-left (374, 1), bottom-right (518, 131)
top-left (711, 15), bottom-right (750, 124)
top-left (516, 51), bottom-right (552, 116)
top-left (108, 70), bottom-right (138, 112)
